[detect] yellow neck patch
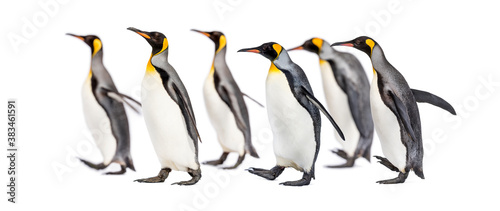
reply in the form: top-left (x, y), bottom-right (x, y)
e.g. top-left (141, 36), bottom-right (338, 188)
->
top-left (209, 60), bottom-right (215, 75)
top-left (312, 38), bottom-right (323, 50)
top-left (365, 39), bottom-right (375, 55)
top-left (372, 67), bottom-right (377, 75)
top-left (319, 59), bottom-right (327, 66)
top-left (269, 63), bottom-right (281, 74)
top-left (154, 38), bottom-right (169, 56)
top-left (146, 54), bottom-right (155, 73)
top-left (272, 44), bottom-right (282, 59)
top-left (92, 39), bottom-right (102, 57)
top-left (216, 35), bottom-right (226, 54)
top-left (87, 69), bottom-right (92, 79)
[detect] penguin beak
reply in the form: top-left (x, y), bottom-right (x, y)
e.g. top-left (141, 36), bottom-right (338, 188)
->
top-left (66, 33), bottom-right (84, 41)
top-left (331, 41), bottom-right (354, 47)
top-left (191, 29), bottom-right (211, 37)
top-left (287, 45), bottom-right (304, 51)
top-left (238, 47), bottom-right (261, 54)
top-left (127, 27), bottom-right (151, 39)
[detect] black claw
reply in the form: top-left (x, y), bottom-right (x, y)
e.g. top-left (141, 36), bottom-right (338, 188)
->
top-left (376, 172), bottom-right (409, 184)
top-left (279, 172), bottom-right (312, 186)
top-left (248, 166), bottom-right (285, 180)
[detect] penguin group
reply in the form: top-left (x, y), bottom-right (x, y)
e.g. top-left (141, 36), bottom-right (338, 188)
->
top-left (68, 28), bottom-right (456, 186)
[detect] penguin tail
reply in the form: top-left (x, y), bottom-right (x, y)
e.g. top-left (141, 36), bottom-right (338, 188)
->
top-left (362, 149), bottom-right (371, 162)
top-left (125, 156), bottom-right (136, 172)
top-left (414, 167), bottom-right (425, 179)
top-left (246, 145), bottom-right (259, 159)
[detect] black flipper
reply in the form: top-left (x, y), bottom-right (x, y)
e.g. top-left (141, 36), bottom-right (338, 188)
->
top-left (301, 86), bottom-right (345, 140)
top-left (389, 91), bottom-right (418, 142)
top-left (345, 82), bottom-right (372, 138)
top-left (102, 88), bottom-right (142, 114)
top-left (242, 93), bottom-right (264, 107)
top-left (411, 89), bottom-right (456, 115)
top-left (218, 85), bottom-right (259, 158)
top-left (172, 84), bottom-right (203, 143)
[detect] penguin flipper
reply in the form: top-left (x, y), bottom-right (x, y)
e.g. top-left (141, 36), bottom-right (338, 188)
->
top-left (411, 89), bottom-right (456, 115)
top-left (300, 86), bottom-right (345, 140)
top-left (172, 84), bottom-right (202, 143)
top-left (218, 85), bottom-right (259, 158)
top-left (102, 88), bottom-right (142, 114)
top-left (389, 91), bottom-right (418, 142)
top-left (242, 92), bottom-right (264, 107)
top-left (345, 82), bottom-right (373, 138)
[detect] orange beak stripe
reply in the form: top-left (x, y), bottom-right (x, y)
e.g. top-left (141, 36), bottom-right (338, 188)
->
top-left (136, 32), bottom-right (150, 39)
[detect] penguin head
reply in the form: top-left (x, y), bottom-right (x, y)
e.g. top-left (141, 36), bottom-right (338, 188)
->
top-left (66, 33), bottom-right (103, 56)
top-left (331, 36), bottom-right (376, 57)
top-left (191, 29), bottom-right (227, 53)
top-left (238, 42), bottom-right (283, 61)
top-left (127, 27), bottom-right (168, 55)
top-left (288, 38), bottom-right (324, 55)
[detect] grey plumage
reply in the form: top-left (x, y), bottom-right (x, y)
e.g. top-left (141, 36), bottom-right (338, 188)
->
top-left (67, 34), bottom-right (137, 174)
top-left (290, 38), bottom-right (374, 167)
top-left (239, 42), bottom-right (344, 186)
top-left (332, 36), bottom-right (456, 184)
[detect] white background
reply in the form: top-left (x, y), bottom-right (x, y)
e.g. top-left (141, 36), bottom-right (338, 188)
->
top-left (1, 0), bottom-right (499, 210)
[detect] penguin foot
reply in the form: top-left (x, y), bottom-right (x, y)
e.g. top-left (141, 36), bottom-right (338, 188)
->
top-left (222, 154), bottom-right (246, 170)
top-left (374, 156), bottom-right (400, 172)
top-left (203, 152), bottom-right (229, 166)
top-left (104, 165), bottom-right (126, 175)
top-left (331, 149), bottom-right (349, 160)
top-left (134, 168), bottom-right (171, 183)
top-left (325, 157), bottom-right (356, 168)
top-left (172, 168), bottom-right (201, 186)
top-left (247, 166), bottom-right (285, 180)
top-left (279, 172), bottom-right (312, 186)
top-left (78, 158), bottom-right (107, 170)
top-left (376, 172), bottom-right (409, 184)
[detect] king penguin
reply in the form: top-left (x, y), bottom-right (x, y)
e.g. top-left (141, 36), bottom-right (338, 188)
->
top-left (332, 36), bottom-right (456, 184)
top-left (67, 33), bottom-right (139, 174)
top-left (191, 29), bottom-right (259, 169)
top-left (289, 38), bottom-right (374, 167)
top-left (128, 27), bottom-right (202, 185)
top-left (238, 42), bottom-right (345, 186)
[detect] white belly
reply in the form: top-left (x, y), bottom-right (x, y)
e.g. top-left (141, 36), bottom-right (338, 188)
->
top-left (370, 74), bottom-right (406, 171)
top-left (82, 77), bottom-right (116, 165)
top-left (266, 71), bottom-right (316, 172)
top-left (320, 61), bottom-right (360, 156)
top-left (142, 71), bottom-right (198, 171)
top-left (203, 73), bottom-right (244, 155)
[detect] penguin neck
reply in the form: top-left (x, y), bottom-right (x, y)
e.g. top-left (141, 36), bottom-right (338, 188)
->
top-left (212, 46), bottom-right (228, 75)
top-left (370, 44), bottom-right (392, 76)
top-left (90, 50), bottom-right (110, 79)
top-left (318, 41), bottom-right (339, 60)
top-left (149, 49), bottom-right (169, 73)
top-left (272, 50), bottom-right (293, 71)
top-left (90, 50), bottom-right (104, 69)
